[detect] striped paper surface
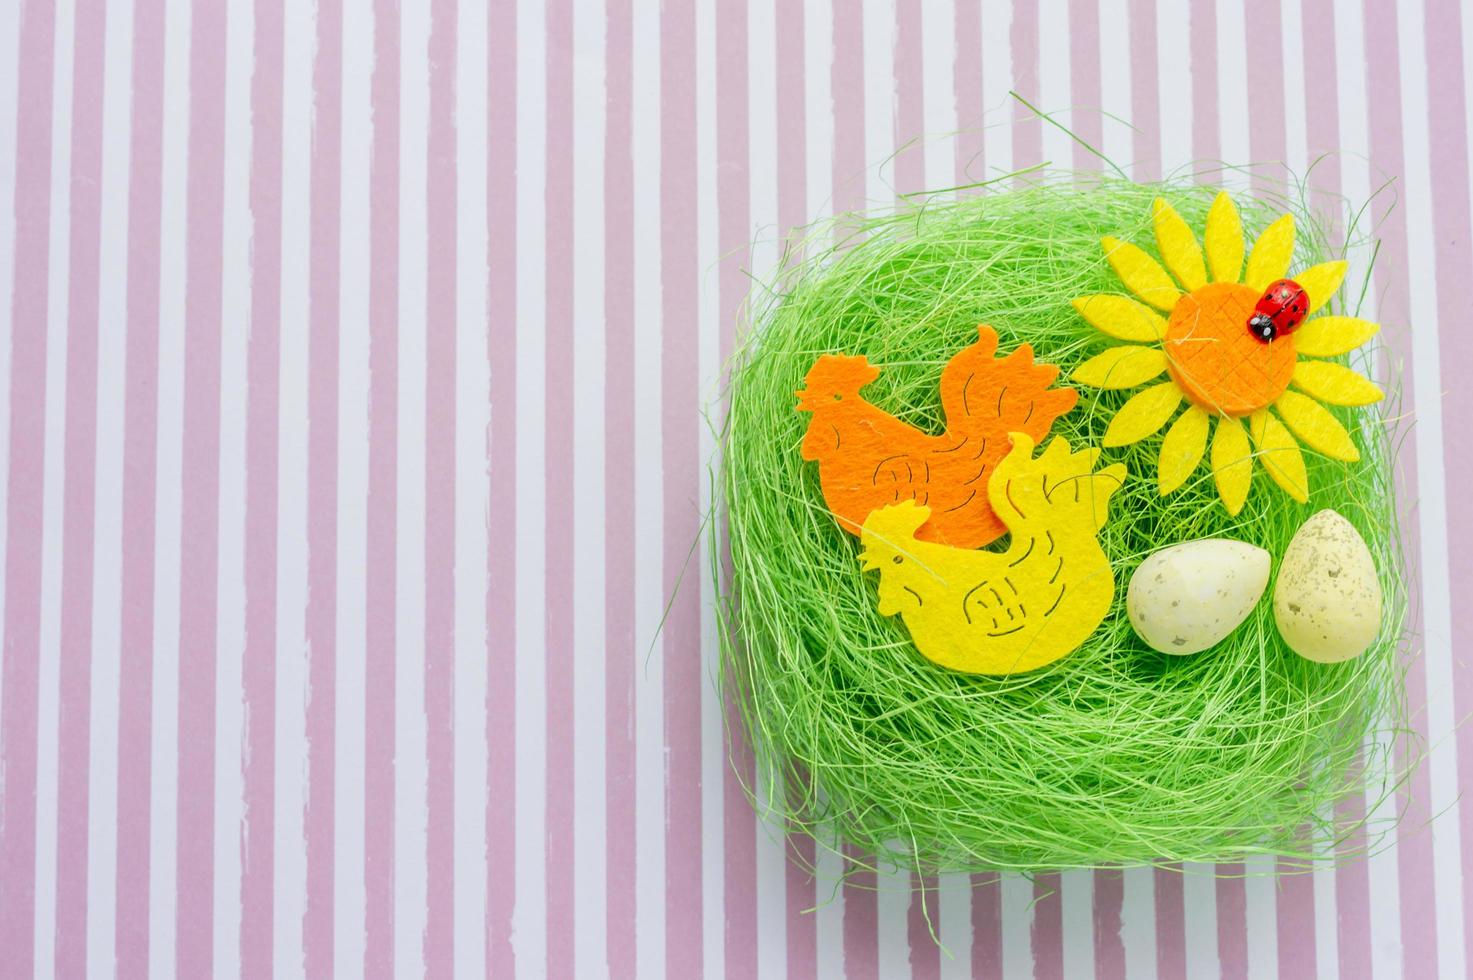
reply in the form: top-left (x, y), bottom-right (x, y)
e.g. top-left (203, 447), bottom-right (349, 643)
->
top-left (0, 0), bottom-right (1469, 977)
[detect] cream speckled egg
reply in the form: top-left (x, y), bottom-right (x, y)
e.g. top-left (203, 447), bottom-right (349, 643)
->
top-left (1126, 539), bottom-right (1271, 655)
top-left (1273, 509), bottom-right (1382, 663)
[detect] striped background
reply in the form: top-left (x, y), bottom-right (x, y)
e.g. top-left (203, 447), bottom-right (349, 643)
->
top-left (0, 0), bottom-right (1468, 977)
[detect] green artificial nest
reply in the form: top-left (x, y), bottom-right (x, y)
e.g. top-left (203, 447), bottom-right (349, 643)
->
top-left (717, 174), bottom-right (1414, 874)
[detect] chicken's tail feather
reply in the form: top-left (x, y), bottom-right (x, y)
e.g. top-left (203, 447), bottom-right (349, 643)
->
top-left (939, 325), bottom-right (1078, 440)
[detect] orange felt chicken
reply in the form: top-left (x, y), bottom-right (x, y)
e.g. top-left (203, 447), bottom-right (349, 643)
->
top-left (796, 325), bottom-right (1078, 548)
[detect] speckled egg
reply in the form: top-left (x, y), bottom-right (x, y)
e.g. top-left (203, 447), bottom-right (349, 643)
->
top-left (1273, 509), bottom-right (1382, 663)
top-left (1126, 539), bottom-right (1271, 655)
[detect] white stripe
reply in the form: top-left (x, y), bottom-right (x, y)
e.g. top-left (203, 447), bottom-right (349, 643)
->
top-left (214, 0), bottom-right (253, 969)
top-left (86, 0), bottom-right (134, 969)
top-left (273, 0), bottom-right (315, 972)
top-left (1181, 863), bottom-right (1219, 980)
top-left (1394, 3), bottom-right (1465, 978)
top-left (1097, 0), bottom-right (1132, 172)
top-left (877, 865), bottom-right (911, 979)
top-left (631, 0), bottom-right (665, 974)
top-left (920, 0), bottom-right (954, 195)
top-left (980, 1), bottom-right (1012, 178)
top-left (937, 872), bottom-right (972, 980)
top-left (572, 0), bottom-right (610, 976)
top-left (813, 844), bottom-right (846, 978)
top-left (1215, 0), bottom-right (1250, 171)
top-left (1120, 866), bottom-right (1156, 980)
top-left (395, 0), bottom-right (431, 973)
top-left (1062, 869), bottom-right (1095, 978)
top-left (999, 873), bottom-right (1034, 978)
top-left (513, 0), bottom-right (549, 972)
top-left (803, 4), bottom-right (844, 970)
top-left (743, 2), bottom-right (788, 977)
top-left (1280, 0), bottom-right (1309, 178)
top-left (31, 0), bottom-right (76, 963)
top-left (150, 0), bottom-right (194, 971)
top-left (452, 0), bottom-right (491, 972)
top-left (1155, 0), bottom-right (1190, 176)
top-left (335, 0), bottom-right (373, 966)
top-left (862, 0), bottom-right (892, 205)
top-left (1037, 0), bottom-right (1072, 169)
top-left (804, 0), bottom-right (833, 221)
top-left (1243, 854), bottom-right (1279, 978)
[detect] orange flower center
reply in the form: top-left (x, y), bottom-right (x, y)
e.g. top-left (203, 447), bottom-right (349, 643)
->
top-left (1163, 282), bottom-right (1296, 417)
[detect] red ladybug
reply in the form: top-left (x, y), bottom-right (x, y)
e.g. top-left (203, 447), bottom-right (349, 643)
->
top-left (1247, 278), bottom-right (1309, 342)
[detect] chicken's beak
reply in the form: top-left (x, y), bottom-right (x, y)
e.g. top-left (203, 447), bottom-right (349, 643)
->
top-left (858, 551), bottom-right (881, 572)
top-left (794, 389), bottom-right (814, 412)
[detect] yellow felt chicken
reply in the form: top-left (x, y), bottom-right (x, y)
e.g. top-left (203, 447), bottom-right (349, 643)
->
top-left (859, 432), bottom-right (1126, 674)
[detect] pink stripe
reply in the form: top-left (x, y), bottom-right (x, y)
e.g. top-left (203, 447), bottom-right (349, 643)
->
top-left (241, 0), bottom-right (285, 972)
top-left (1031, 875), bottom-right (1062, 979)
top-left (1154, 867), bottom-right (1185, 979)
top-left (535, 0), bottom-right (578, 970)
top-left (831, 0), bottom-right (865, 215)
top-left (1422, 2), bottom-right (1473, 972)
top-left (54, 0), bottom-right (109, 971)
top-left (1277, 872), bottom-right (1316, 977)
top-left (971, 873), bottom-right (1002, 979)
top-left (773, 6), bottom-right (816, 974)
top-left (0, 1), bottom-right (55, 973)
top-left (305, 0), bottom-right (343, 973)
top-left (829, 8), bottom-right (872, 966)
top-left (1127, 0), bottom-right (1159, 179)
top-left (602, 0), bottom-right (634, 974)
top-left (486, 0), bottom-right (518, 973)
top-left (424, 0), bottom-right (458, 974)
top-left (714, 0), bottom-right (756, 976)
top-left (953, 0), bottom-right (982, 187)
top-left (1067, 0), bottom-right (1102, 172)
top-left (908, 875), bottom-right (939, 978)
top-left (542, 0), bottom-right (576, 975)
top-left (1092, 869), bottom-right (1124, 979)
top-left (365, 0), bottom-right (401, 972)
top-left (660, 0), bottom-right (704, 973)
top-left (1009, 0), bottom-right (1041, 170)
top-left (893, 0), bottom-right (923, 195)
top-left (1361, 1), bottom-right (1440, 975)
top-left (1215, 864), bottom-right (1247, 979)
top-left (175, 0), bottom-right (229, 970)
top-left (1189, 0), bottom-right (1219, 170)
top-left (843, 848), bottom-right (878, 980)
top-left (115, 1), bottom-right (167, 973)
top-left (1245, 0), bottom-right (1287, 179)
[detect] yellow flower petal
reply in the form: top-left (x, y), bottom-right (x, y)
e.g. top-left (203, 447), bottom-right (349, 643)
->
top-left (1070, 345), bottom-right (1170, 389)
top-left (1071, 295), bottom-right (1168, 342)
top-left (1152, 198), bottom-right (1207, 291)
top-left (1274, 389), bottom-right (1361, 462)
top-left (1103, 382), bottom-right (1183, 447)
top-left (1292, 360), bottom-right (1384, 406)
top-left (1296, 260), bottom-right (1348, 314)
top-left (1249, 410), bottom-right (1309, 502)
top-left (1292, 315), bottom-right (1379, 357)
top-left (1211, 416), bottom-right (1254, 515)
top-left (1101, 236), bottom-right (1181, 311)
top-left (1159, 405), bottom-right (1210, 495)
top-left (1204, 191), bottom-right (1245, 284)
top-left (1244, 214), bottom-right (1296, 291)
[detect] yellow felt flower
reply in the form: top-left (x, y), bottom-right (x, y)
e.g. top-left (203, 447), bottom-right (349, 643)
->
top-left (1071, 193), bottom-right (1382, 514)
